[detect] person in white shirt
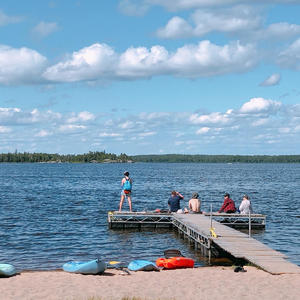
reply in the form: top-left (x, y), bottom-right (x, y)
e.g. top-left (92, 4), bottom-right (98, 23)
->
top-left (239, 194), bottom-right (253, 214)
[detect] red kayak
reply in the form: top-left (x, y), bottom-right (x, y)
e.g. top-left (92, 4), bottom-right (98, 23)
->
top-left (156, 257), bottom-right (194, 269)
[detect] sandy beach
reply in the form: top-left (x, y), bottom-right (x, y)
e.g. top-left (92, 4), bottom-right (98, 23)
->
top-left (0, 266), bottom-right (299, 300)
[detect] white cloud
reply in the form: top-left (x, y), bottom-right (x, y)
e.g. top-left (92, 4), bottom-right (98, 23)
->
top-left (32, 21), bottom-right (59, 38)
top-left (138, 131), bottom-right (156, 137)
top-left (118, 0), bottom-right (149, 15)
top-left (156, 17), bottom-right (193, 39)
top-left (157, 6), bottom-right (261, 39)
top-left (67, 111), bottom-right (95, 123)
top-left (277, 38), bottom-right (300, 70)
top-left (190, 112), bottom-right (231, 125)
top-left (0, 45), bottom-right (47, 85)
top-left (169, 41), bottom-right (257, 77)
top-left (196, 127), bottom-right (210, 134)
top-left (35, 130), bottom-right (52, 137)
top-left (43, 43), bottom-right (117, 82)
top-left (99, 132), bottom-right (122, 137)
top-left (122, 0), bottom-right (300, 12)
top-left (0, 10), bottom-right (22, 26)
top-left (118, 45), bottom-right (169, 78)
top-left (261, 23), bottom-right (300, 40)
top-left (0, 126), bottom-right (11, 133)
top-left (251, 118), bottom-right (269, 127)
top-left (260, 73), bottom-right (281, 86)
top-left (240, 98), bottom-right (281, 114)
top-left (43, 41), bottom-right (258, 82)
top-left (59, 124), bottom-right (86, 132)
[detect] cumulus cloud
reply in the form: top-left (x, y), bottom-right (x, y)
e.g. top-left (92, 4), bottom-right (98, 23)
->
top-left (156, 6), bottom-right (300, 42)
top-left (0, 10), bottom-right (22, 26)
top-left (43, 43), bottom-right (117, 82)
top-left (32, 21), bottom-right (59, 38)
top-left (157, 6), bottom-right (261, 39)
top-left (259, 73), bottom-right (281, 86)
top-left (156, 16), bottom-right (193, 39)
top-left (239, 97), bottom-right (281, 114)
top-left (0, 45), bottom-right (47, 85)
top-left (42, 41), bottom-right (257, 82)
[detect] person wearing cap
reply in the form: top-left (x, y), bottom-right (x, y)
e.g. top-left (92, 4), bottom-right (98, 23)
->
top-left (168, 190), bottom-right (184, 212)
top-left (119, 171), bottom-right (133, 212)
top-left (239, 194), bottom-right (253, 215)
top-left (188, 192), bottom-right (202, 213)
top-left (218, 193), bottom-right (237, 213)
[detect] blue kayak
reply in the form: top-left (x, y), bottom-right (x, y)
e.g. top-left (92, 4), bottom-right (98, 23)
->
top-left (63, 259), bottom-right (106, 274)
top-left (128, 260), bottom-right (159, 271)
top-left (0, 264), bottom-right (17, 277)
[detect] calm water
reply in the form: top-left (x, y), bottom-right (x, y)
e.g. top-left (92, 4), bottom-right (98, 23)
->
top-left (0, 163), bottom-right (299, 270)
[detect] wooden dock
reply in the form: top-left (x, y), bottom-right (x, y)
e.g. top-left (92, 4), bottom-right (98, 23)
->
top-left (108, 211), bottom-right (300, 274)
top-left (173, 214), bottom-right (300, 275)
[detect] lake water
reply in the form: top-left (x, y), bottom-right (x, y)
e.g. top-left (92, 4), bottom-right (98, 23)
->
top-left (0, 163), bottom-right (299, 270)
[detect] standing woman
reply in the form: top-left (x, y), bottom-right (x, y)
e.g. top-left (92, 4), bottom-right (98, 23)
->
top-left (119, 171), bottom-right (133, 212)
top-left (239, 194), bottom-right (253, 214)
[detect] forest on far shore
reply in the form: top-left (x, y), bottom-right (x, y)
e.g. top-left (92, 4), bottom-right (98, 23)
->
top-left (0, 152), bottom-right (300, 163)
top-left (0, 151), bottom-right (131, 163)
top-left (131, 154), bottom-right (300, 163)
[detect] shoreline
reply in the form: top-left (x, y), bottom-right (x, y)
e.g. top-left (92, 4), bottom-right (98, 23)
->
top-left (1, 266), bottom-right (299, 300)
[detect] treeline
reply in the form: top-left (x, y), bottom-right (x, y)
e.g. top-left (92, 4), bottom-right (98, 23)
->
top-left (131, 154), bottom-right (300, 163)
top-left (0, 151), bottom-right (131, 163)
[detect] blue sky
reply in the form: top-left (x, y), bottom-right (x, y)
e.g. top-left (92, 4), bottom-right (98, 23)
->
top-left (1, 0), bottom-right (300, 155)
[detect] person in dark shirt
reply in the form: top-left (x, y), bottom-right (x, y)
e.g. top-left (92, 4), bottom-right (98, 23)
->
top-left (218, 193), bottom-right (236, 213)
top-left (168, 190), bottom-right (184, 212)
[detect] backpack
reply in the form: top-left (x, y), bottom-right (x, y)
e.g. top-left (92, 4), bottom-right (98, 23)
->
top-left (123, 178), bottom-right (132, 192)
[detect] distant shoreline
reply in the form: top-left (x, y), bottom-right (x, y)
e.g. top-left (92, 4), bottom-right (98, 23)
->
top-left (1, 152), bottom-right (300, 163)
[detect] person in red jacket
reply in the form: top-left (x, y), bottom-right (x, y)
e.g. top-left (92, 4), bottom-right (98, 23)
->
top-left (218, 193), bottom-right (236, 213)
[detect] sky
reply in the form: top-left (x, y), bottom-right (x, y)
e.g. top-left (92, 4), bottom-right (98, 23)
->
top-left (1, 0), bottom-right (300, 155)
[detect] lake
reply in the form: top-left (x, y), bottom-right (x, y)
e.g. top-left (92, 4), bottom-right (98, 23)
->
top-left (0, 163), bottom-right (299, 270)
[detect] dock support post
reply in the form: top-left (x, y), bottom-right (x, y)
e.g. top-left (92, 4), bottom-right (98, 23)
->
top-left (210, 204), bottom-right (212, 229)
top-left (208, 240), bottom-right (211, 265)
top-left (248, 211), bottom-right (251, 238)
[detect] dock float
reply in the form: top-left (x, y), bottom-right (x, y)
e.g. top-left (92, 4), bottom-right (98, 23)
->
top-left (108, 211), bottom-right (300, 274)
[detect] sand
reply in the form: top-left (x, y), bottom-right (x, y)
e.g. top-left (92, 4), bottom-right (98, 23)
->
top-left (0, 266), bottom-right (299, 300)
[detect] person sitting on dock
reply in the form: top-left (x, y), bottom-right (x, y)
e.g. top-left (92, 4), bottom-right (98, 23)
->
top-left (188, 192), bottom-right (202, 213)
top-left (218, 193), bottom-right (236, 213)
top-left (119, 171), bottom-right (133, 212)
top-left (239, 194), bottom-right (253, 215)
top-left (168, 190), bottom-right (184, 213)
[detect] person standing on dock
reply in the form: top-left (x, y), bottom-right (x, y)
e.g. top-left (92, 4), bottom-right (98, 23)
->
top-left (119, 171), bottom-right (133, 212)
top-left (168, 190), bottom-right (184, 212)
top-left (188, 192), bottom-right (202, 213)
top-left (239, 194), bottom-right (253, 214)
top-left (218, 193), bottom-right (236, 213)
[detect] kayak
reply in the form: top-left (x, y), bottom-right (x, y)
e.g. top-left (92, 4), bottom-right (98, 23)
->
top-left (63, 259), bottom-right (106, 275)
top-left (0, 264), bottom-right (17, 277)
top-left (156, 257), bottom-right (194, 269)
top-left (128, 260), bottom-right (160, 271)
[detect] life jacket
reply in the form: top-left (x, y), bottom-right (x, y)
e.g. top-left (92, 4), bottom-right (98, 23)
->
top-left (123, 178), bottom-right (132, 192)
